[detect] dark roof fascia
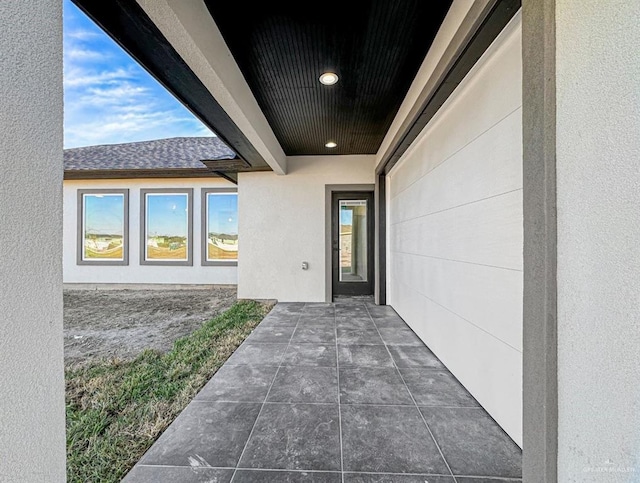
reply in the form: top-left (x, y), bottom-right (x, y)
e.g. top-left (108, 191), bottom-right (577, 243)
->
top-left (213, 172), bottom-right (238, 185)
top-left (377, 0), bottom-right (521, 175)
top-left (71, 0), bottom-right (269, 170)
top-left (64, 156), bottom-right (272, 180)
top-left (64, 168), bottom-right (221, 180)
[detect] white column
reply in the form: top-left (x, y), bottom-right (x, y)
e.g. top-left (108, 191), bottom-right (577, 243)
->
top-left (0, 1), bottom-right (66, 481)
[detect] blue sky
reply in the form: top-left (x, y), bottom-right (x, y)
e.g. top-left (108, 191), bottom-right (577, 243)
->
top-left (84, 194), bottom-right (124, 235)
top-left (341, 207), bottom-right (353, 226)
top-left (208, 194), bottom-right (238, 235)
top-left (63, 0), bottom-right (213, 148)
top-left (146, 195), bottom-right (188, 237)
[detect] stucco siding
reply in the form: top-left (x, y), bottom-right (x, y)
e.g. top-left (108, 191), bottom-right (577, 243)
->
top-left (238, 155), bottom-right (375, 302)
top-left (63, 178), bottom-right (237, 285)
top-left (0, 0), bottom-right (66, 480)
top-left (555, 0), bottom-right (640, 479)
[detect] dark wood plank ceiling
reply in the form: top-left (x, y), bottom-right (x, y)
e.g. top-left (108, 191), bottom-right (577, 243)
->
top-left (205, 0), bottom-right (452, 156)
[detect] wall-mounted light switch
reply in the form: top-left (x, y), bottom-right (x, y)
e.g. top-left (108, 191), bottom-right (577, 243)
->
top-left (301, 261), bottom-right (309, 270)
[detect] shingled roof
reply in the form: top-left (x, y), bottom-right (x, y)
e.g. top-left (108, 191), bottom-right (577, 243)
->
top-left (64, 137), bottom-right (236, 174)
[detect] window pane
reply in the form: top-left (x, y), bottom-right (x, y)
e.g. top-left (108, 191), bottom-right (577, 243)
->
top-left (339, 199), bottom-right (367, 282)
top-left (145, 193), bottom-right (189, 261)
top-left (83, 193), bottom-right (125, 261)
top-left (207, 193), bottom-right (238, 261)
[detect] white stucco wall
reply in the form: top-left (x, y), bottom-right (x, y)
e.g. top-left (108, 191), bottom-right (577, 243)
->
top-left (387, 14), bottom-right (523, 445)
top-left (64, 178), bottom-right (238, 285)
top-left (238, 156), bottom-right (375, 302)
top-left (556, 1), bottom-right (640, 480)
top-left (0, 0), bottom-right (66, 480)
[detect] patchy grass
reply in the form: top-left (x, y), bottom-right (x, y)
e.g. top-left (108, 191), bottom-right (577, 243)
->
top-left (66, 300), bottom-right (271, 483)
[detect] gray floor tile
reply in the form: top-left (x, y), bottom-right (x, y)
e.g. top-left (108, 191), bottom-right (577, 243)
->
top-left (297, 316), bottom-right (336, 327)
top-left (334, 295), bottom-right (374, 304)
top-left (292, 326), bottom-right (336, 344)
top-left (341, 405), bottom-right (450, 474)
top-left (338, 344), bottom-right (394, 368)
top-left (195, 365), bottom-right (279, 402)
top-left (370, 315), bottom-right (410, 328)
top-left (335, 305), bottom-right (370, 317)
top-left (226, 343), bottom-right (289, 366)
top-left (248, 326), bottom-right (296, 343)
top-left (132, 300), bottom-right (521, 483)
top-left (344, 474), bottom-right (454, 483)
top-left (271, 303), bottom-right (306, 314)
top-left (303, 306), bottom-right (336, 317)
top-left (377, 328), bottom-right (424, 346)
top-left (335, 317), bottom-right (377, 330)
top-left (238, 403), bottom-right (341, 471)
top-left (123, 466), bottom-right (233, 483)
top-left (267, 366), bottom-right (338, 403)
top-left (233, 470), bottom-right (341, 482)
top-left (337, 328), bottom-right (383, 345)
top-left (258, 315), bottom-right (300, 327)
top-left (400, 369), bottom-right (479, 407)
top-left (139, 402), bottom-right (261, 468)
top-left (387, 345), bottom-right (445, 369)
top-left (365, 305), bottom-right (399, 318)
top-left (339, 367), bottom-right (413, 405)
top-left (456, 479), bottom-right (522, 483)
top-left (282, 343), bottom-right (337, 367)
top-left (419, 407), bottom-right (522, 478)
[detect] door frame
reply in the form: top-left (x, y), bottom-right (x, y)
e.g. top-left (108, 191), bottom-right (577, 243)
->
top-left (331, 191), bottom-right (375, 297)
top-left (324, 184), bottom-right (375, 302)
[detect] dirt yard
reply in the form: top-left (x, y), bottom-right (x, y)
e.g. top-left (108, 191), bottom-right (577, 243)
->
top-left (63, 286), bottom-right (237, 364)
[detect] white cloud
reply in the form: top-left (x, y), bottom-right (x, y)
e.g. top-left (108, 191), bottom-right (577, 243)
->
top-left (66, 29), bottom-right (100, 41)
top-left (65, 47), bottom-right (109, 62)
top-left (64, 109), bottom-right (212, 147)
top-left (63, 3), bottom-right (217, 148)
top-left (63, 67), bottom-right (133, 88)
top-left (80, 83), bottom-right (149, 106)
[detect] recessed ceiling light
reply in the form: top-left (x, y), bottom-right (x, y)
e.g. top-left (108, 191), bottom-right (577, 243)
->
top-left (325, 141), bottom-right (337, 148)
top-left (319, 72), bottom-right (339, 86)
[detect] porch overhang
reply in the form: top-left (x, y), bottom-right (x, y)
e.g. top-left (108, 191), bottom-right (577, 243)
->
top-left (69, 0), bottom-right (521, 176)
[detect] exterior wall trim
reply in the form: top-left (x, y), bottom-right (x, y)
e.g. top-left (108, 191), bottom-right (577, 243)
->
top-left (139, 188), bottom-right (194, 266)
top-left (324, 184), bottom-right (376, 303)
top-left (76, 188), bottom-right (129, 266)
top-left (65, 168), bottom-right (221, 180)
top-left (522, 0), bottom-right (558, 480)
top-left (201, 187), bottom-right (238, 267)
top-left (374, 174), bottom-right (386, 305)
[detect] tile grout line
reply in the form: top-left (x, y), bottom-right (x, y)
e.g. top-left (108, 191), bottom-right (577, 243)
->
top-left (133, 464), bottom-right (521, 481)
top-left (364, 303), bottom-right (459, 483)
top-left (333, 303), bottom-right (345, 483)
top-left (191, 399), bottom-right (479, 409)
top-left (229, 307), bottom-right (303, 483)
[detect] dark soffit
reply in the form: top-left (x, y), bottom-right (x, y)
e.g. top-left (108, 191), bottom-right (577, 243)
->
top-left (205, 0), bottom-right (453, 156)
top-left (379, 0), bottom-right (522, 175)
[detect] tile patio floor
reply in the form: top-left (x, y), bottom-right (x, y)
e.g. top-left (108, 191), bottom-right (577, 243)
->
top-left (123, 301), bottom-right (522, 483)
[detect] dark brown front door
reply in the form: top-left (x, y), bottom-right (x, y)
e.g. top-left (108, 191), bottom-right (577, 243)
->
top-left (332, 191), bottom-right (374, 297)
